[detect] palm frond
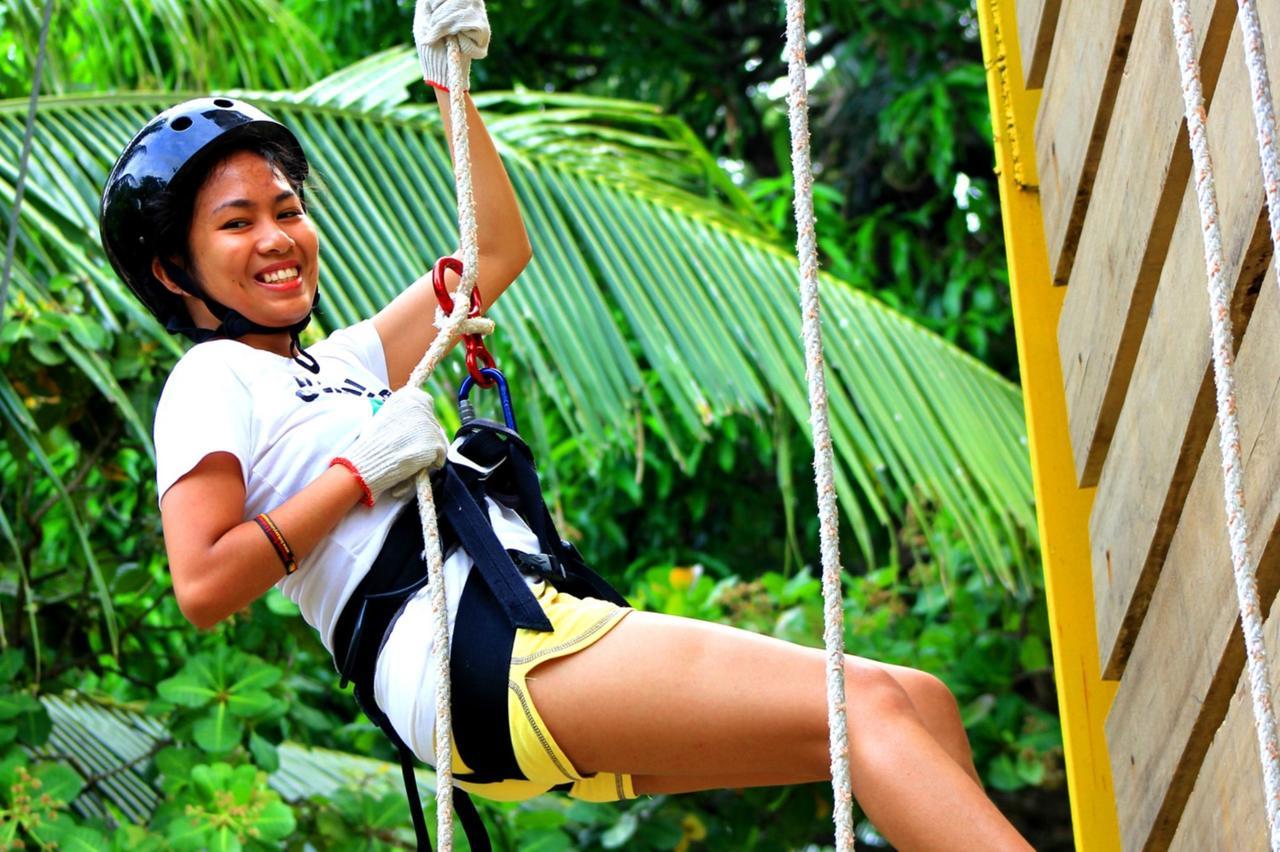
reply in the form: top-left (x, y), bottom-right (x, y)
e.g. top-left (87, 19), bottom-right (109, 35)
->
top-left (0, 85), bottom-right (1033, 584)
top-left (0, 0), bottom-right (329, 95)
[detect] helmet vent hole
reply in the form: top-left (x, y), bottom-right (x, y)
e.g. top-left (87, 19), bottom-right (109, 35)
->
top-left (172, 117), bottom-right (192, 131)
top-left (213, 98), bottom-right (234, 108)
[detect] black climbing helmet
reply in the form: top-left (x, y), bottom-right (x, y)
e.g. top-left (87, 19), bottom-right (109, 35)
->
top-left (99, 97), bottom-right (319, 348)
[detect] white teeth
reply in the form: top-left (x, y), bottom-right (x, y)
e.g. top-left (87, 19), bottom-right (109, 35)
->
top-left (262, 267), bottom-right (299, 283)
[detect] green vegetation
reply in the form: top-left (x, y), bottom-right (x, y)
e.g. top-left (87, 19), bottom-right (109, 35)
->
top-left (0, 0), bottom-right (1069, 847)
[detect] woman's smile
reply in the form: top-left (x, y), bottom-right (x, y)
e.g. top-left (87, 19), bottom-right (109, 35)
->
top-left (255, 260), bottom-right (304, 290)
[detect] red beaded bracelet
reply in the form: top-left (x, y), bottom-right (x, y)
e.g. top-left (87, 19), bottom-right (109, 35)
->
top-left (253, 513), bottom-right (297, 576)
top-left (331, 457), bottom-right (374, 507)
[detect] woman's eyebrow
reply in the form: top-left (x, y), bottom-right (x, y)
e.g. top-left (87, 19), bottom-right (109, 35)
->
top-left (210, 190), bottom-right (296, 215)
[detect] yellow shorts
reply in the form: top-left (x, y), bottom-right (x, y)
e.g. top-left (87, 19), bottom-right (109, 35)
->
top-left (453, 581), bottom-right (636, 803)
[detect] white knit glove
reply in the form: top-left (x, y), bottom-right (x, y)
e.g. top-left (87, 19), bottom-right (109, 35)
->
top-left (413, 0), bottom-right (490, 90)
top-left (331, 387), bottom-right (448, 506)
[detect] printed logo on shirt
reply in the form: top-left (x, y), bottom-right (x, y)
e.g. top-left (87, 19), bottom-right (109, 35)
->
top-left (293, 376), bottom-right (391, 404)
top-left (370, 396), bottom-right (385, 414)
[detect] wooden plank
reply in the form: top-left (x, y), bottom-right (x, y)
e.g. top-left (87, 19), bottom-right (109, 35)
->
top-left (1034, 0), bottom-right (1141, 287)
top-left (1057, 0), bottom-right (1234, 487)
top-left (1090, 5), bottom-right (1275, 682)
top-left (1106, 260), bottom-right (1280, 851)
top-left (1169, 587), bottom-right (1280, 851)
top-left (1017, 0), bottom-right (1062, 88)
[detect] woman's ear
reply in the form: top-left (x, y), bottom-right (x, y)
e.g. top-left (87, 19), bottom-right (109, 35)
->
top-left (151, 257), bottom-right (187, 295)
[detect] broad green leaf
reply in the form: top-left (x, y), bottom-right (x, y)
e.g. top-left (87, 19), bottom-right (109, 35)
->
top-left (33, 761), bottom-right (85, 803)
top-left (156, 673), bottom-right (218, 708)
top-left (193, 707), bottom-right (241, 753)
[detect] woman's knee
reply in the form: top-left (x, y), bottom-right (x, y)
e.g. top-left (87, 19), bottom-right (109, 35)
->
top-left (900, 668), bottom-right (962, 722)
top-left (843, 660), bottom-right (918, 727)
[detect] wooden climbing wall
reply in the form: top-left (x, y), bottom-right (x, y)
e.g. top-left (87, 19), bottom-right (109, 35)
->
top-left (1016, 0), bottom-right (1280, 848)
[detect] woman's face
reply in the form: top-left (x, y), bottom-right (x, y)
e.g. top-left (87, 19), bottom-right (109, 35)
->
top-left (157, 149), bottom-right (319, 332)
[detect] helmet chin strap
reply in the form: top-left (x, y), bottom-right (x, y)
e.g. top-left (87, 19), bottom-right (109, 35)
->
top-left (160, 259), bottom-right (321, 374)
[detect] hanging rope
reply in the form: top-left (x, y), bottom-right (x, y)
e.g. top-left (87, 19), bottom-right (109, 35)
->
top-left (421, 8), bottom-right (856, 848)
top-left (0, 0), bottom-right (56, 334)
top-left (782, 1), bottom-right (855, 849)
top-left (1237, 1), bottom-right (1280, 267)
top-left (1168, 0), bottom-right (1280, 845)
top-left (406, 37), bottom-right (488, 851)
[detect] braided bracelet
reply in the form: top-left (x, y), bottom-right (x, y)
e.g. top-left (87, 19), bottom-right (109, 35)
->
top-left (253, 513), bottom-right (298, 576)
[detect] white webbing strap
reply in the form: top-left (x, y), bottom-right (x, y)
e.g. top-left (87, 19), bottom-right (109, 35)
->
top-left (783, 1), bottom-right (855, 848)
top-left (1169, 1), bottom-right (1280, 845)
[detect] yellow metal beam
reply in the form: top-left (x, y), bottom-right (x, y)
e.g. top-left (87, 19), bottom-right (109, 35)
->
top-left (976, 2), bottom-right (1122, 850)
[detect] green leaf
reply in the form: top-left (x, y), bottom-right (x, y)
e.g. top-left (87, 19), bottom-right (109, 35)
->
top-left (987, 753), bottom-right (1022, 792)
top-left (227, 664), bottom-right (283, 694)
top-left (34, 761), bottom-right (85, 804)
top-left (248, 731), bottom-right (279, 773)
top-left (193, 707), bottom-right (241, 754)
top-left (254, 800), bottom-right (297, 841)
top-left (0, 651), bottom-right (23, 683)
top-left (157, 672), bottom-right (218, 708)
top-left (226, 690), bottom-right (276, 719)
top-left (0, 691), bottom-right (40, 721)
top-left (15, 700), bottom-right (52, 746)
top-left (1018, 635), bottom-right (1049, 671)
top-left (518, 831), bottom-right (574, 852)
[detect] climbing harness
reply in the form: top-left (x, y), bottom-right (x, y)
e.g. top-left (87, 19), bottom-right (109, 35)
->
top-left (1169, 0), bottom-right (1280, 844)
top-left (0, 0), bottom-right (55, 335)
top-left (332, 356), bottom-right (627, 851)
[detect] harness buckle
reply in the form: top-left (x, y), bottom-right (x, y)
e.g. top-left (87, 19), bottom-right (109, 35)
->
top-left (506, 549), bottom-right (567, 582)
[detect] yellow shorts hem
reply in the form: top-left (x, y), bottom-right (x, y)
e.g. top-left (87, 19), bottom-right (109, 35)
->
top-left (455, 582), bottom-right (636, 804)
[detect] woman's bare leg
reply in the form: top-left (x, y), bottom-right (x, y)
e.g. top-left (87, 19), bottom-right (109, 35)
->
top-left (525, 611), bottom-right (1029, 852)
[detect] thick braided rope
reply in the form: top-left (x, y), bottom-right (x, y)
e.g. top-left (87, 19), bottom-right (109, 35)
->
top-left (404, 38), bottom-right (483, 850)
top-left (0, 0), bottom-right (55, 332)
top-left (1169, 1), bottom-right (1280, 844)
top-left (783, 2), bottom-right (854, 849)
top-left (1237, 1), bottom-right (1280, 266)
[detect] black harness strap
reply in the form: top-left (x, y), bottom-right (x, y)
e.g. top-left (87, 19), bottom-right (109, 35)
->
top-left (331, 419), bottom-right (630, 851)
top-left (438, 465), bottom-right (552, 632)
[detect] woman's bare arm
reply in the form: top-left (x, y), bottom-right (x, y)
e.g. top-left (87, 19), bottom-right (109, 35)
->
top-left (374, 88), bottom-right (532, 389)
top-left (160, 452), bottom-right (365, 629)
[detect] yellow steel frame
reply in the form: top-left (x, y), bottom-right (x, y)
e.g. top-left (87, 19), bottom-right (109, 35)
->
top-left (976, 2), bottom-right (1122, 849)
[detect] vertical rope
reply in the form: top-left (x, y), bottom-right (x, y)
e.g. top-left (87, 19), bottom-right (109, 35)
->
top-left (407, 37), bottom-right (482, 852)
top-left (782, 2), bottom-right (854, 849)
top-left (1237, 1), bottom-right (1280, 268)
top-left (1169, 2), bottom-right (1280, 846)
top-left (0, 0), bottom-right (56, 333)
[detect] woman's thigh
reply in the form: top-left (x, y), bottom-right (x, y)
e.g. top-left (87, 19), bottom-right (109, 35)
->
top-left (523, 610), bottom-right (919, 780)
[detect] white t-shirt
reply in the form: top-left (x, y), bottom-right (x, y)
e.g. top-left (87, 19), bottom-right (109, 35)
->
top-left (153, 320), bottom-right (536, 766)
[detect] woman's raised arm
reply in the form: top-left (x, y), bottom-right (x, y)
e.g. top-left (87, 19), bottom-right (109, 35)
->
top-left (373, 88), bottom-right (531, 390)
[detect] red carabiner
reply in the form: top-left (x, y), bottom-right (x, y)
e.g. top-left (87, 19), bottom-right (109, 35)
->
top-left (465, 341), bottom-right (498, 387)
top-left (432, 256), bottom-right (481, 317)
top-left (431, 256), bottom-right (497, 388)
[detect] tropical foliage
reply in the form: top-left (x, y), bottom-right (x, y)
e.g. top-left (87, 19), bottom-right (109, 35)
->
top-left (0, 0), bottom-right (1070, 848)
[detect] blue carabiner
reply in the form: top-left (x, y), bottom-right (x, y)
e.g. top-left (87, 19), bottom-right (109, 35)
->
top-left (458, 367), bottom-right (518, 432)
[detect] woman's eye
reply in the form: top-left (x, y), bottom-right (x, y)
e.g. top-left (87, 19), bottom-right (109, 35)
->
top-left (220, 219), bottom-right (250, 230)
top-left (279, 209), bottom-right (304, 220)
